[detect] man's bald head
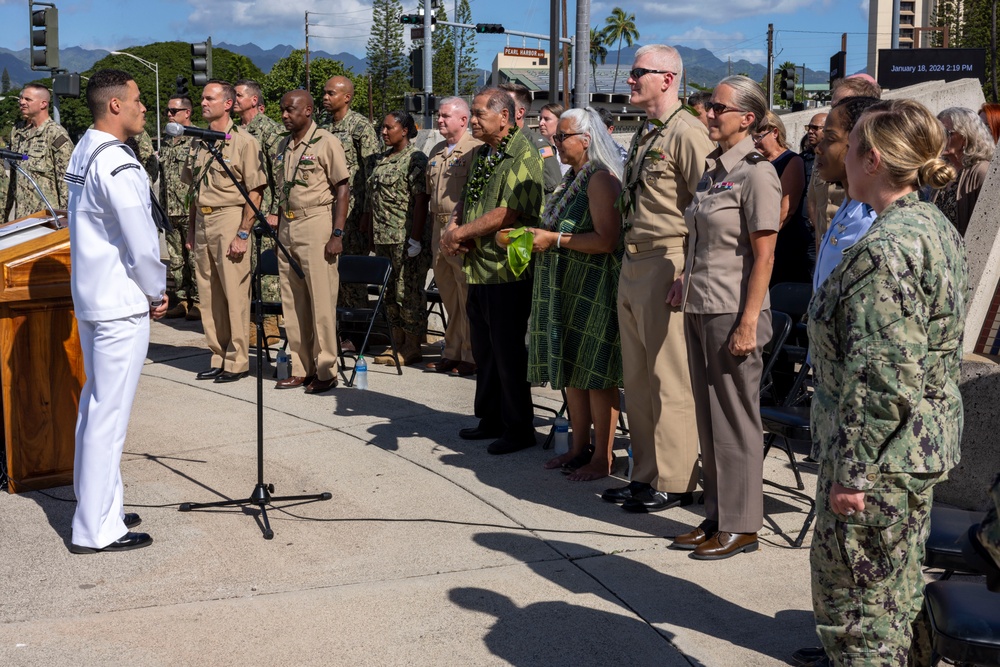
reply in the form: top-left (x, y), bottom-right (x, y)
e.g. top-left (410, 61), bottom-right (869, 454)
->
top-left (280, 89), bottom-right (315, 134)
top-left (805, 112), bottom-right (827, 148)
top-left (322, 76), bottom-right (355, 116)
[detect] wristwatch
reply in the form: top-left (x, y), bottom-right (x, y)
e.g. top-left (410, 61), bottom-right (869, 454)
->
top-left (332, 228), bottom-right (344, 238)
top-left (236, 230), bottom-right (250, 240)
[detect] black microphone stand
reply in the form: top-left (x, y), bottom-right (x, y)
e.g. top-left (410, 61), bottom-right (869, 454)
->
top-left (178, 137), bottom-right (330, 540)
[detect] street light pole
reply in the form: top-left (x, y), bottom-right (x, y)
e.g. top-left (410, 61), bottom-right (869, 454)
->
top-left (110, 50), bottom-right (160, 148)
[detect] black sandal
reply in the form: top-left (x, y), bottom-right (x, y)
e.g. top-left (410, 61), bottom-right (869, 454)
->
top-left (560, 445), bottom-right (595, 474)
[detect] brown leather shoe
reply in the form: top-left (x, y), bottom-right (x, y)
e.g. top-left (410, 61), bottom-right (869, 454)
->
top-left (671, 520), bottom-right (718, 550)
top-left (304, 377), bottom-right (338, 394)
top-left (426, 358), bottom-right (459, 373)
top-left (451, 361), bottom-right (477, 376)
top-left (691, 531), bottom-right (758, 560)
top-left (185, 304), bottom-right (201, 321)
top-left (275, 375), bottom-right (315, 389)
top-left (164, 302), bottom-right (187, 318)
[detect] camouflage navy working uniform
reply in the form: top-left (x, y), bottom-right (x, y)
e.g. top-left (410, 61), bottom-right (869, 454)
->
top-left (323, 110), bottom-right (381, 308)
top-left (367, 142), bottom-right (429, 337)
top-left (807, 191), bottom-right (968, 667)
top-left (159, 133), bottom-right (198, 305)
top-left (3, 118), bottom-right (73, 221)
top-left (243, 111), bottom-right (285, 304)
top-left (129, 130), bottom-right (158, 185)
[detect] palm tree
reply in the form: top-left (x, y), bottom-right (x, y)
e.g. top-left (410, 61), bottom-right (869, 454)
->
top-left (603, 8), bottom-right (639, 94)
top-left (589, 28), bottom-right (608, 91)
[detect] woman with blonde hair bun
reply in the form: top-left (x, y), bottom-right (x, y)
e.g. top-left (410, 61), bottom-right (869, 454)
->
top-left (806, 98), bottom-right (968, 666)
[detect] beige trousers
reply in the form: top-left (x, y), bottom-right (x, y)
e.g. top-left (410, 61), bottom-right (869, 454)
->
top-left (195, 207), bottom-right (251, 373)
top-left (278, 208), bottom-right (340, 381)
top-left (432, 217), bottom-right (473, 362)
top-left (617, 244), bottom-right (700, 493)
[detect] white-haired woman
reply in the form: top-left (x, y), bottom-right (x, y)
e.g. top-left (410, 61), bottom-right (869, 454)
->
top-left (933, 106), bottom-right (995, 235)
top-left (520, 107), bottom-right (624, 481)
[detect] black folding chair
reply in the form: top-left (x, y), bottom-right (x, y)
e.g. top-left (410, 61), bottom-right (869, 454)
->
top-left (766, 282), bottom-right (813, 405)
top-left (337, 255), bottom-right (402, 386)
top-left (424, 277), bottom-right (447, 339)
top-left (760, 310), bottom-right (816, 548)
top-left (250, 248), bottom-right (287, 363)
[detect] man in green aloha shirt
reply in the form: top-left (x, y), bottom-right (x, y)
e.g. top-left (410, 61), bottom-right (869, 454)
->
top-left (440, 87), bottom-right (544, 456)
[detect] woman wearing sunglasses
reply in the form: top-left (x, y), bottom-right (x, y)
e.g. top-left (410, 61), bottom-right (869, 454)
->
top-left (669, 75), bottom-right (780, 559)
top-left (519, 108), bottom-right (624, 481)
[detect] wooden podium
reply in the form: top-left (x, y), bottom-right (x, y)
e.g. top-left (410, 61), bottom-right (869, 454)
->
top-left (0, 211), bottom-right (83, 493)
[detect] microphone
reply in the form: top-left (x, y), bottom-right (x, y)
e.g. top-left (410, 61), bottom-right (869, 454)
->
top-left (0, 149), bottom-right (28, 161)
top-left (165, 122), bottom-right (230, 142)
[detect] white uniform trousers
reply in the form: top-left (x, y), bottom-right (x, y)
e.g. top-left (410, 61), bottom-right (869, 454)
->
top-left (71, 314), bottom-right (150, 548)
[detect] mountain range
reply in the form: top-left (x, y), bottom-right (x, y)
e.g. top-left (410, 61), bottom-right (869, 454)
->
top-left (0, 42), bottom-right (830, 90)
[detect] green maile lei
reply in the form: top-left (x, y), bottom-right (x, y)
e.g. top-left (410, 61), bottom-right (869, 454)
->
top-left (463, 124), bottom-right (518, 206)
top-left (278, 128), bottom-right (321, 211)
top-left (542, 160), bottom-right (600, 231)
top-left (614, 105), bottom-right (689, 226)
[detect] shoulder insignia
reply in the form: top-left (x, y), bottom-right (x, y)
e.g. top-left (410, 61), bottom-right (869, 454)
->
top-left (745, 151), bottom-right (768, 164)
top-left (111, 163), bottom-right (141, 177)
top-left (538, 146), bottom-right (555, 159)
top-left (52, 135), bottom-right (69, 149)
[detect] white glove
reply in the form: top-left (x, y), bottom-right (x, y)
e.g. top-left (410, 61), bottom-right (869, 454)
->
top-left (406, 238), bottom-right (422, 257)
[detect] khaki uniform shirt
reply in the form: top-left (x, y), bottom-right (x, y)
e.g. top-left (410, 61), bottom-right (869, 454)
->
top-left (620, 102), bottom-right (714, 243)
top-left (683, 136), bottom-right (782, 314)
top-left (5, 117), bottom-right (73, 219)
top-left (243, 112), bottom-right (285, 215)
top-left (426, 131), bottom-right (481, 218)
top-left (183, 119), bottom-right (266, 209)
top-left (275, 121), bottom-right (350, 215)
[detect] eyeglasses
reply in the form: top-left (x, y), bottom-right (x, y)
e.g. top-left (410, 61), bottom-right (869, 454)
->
top-left (706, 102), bottom-right (746, 116)
top-left (805, 124), bottom-right (824, 131)
top-left (166, 108), bottom-right (189, 114)
top-left (552, 131), bottom-right (584, 143)
top-left (629, 68), bottom-right (676, 81)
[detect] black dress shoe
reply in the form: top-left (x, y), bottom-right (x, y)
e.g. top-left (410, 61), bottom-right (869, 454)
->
top-left (196, 367), bottom-right (223, 380)
top-left (487, 435), bottom-right (536, 455)
top-left (123, 513), bottom-right (141, 529)
top-left (792, 647), bottom-right (828, 666)
top-left (601, 481), bottom-right (651, 504)
top-left (69, 532), bottom-right (153, 554)
top-left (458, 425), bottom-right (503, 440)
top-left (214, 370), bottom-right (250, 383)
top-left (622, 489), bottom-right (694, 513)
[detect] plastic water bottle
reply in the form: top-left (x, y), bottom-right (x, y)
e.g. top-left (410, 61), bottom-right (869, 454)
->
top-left (553, 417), bottom-right (569, 455)
top-left (275, 351), bottom-right (291, 380)
top-left (355, 355), bottom-right (368, 390)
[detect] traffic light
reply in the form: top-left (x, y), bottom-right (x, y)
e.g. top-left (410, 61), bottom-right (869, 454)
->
top-left (29, 4), bottom-right (59, 70)
top-left (191, 38), bottom-right (213, 87)
top-left (409, 47), bottom-right (424, 90)
top-left (176, 76), bottom-right (189, 97)
top-left (405, 94), bottom-right (423, 115)
top-left (400, 14), bottom-right (422, 24)
top-left (475, 23), bottom-right (505, 34)
top-left (779, 66), bottom-right (796, 104)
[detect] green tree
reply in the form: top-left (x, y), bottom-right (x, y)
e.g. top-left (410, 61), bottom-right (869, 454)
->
top-left (1, 69), bottom-right (9, 95)
top-left (961, 0), bottom-right (998, 101)
top-left (263, 49), bottom-right (367, 122)
top-left (589, 27), bottom-right (609, 92)
top-left (602, 7), bottom-right (639, 94)
top-left (366, 0), bottom-right (409, 120)
top-left (455, 0), bottom-right (478, 95)
top-left (431, 5), bottom-right (456, 96)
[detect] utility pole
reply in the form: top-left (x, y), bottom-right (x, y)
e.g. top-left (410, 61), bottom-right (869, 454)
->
top-left (454, 0), bottom-right (459, 95)
top-left (766, 23), bottom-right (774, 109)
top-left (573, 0), bottom-right (589, 107)
top-left (424, 0), bottom-right (434, 127)
top-left (561, 0), bottom-right (569, 108)
top-left (305, 11), bottom-right (311, 92)
top-left (549, 0), bottom-right (559, 109)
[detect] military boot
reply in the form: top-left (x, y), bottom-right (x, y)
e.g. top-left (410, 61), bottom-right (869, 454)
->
top-left (373, 327), bottom-right (406, 365)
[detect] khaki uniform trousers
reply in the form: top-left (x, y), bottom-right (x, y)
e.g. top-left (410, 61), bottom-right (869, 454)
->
top-left (277, 207), bottom-right (340, 381)
top-left (195, 206), bottom-right (251, 373)
top-left (617, 242), bottom-right (699, 493)
top-left (432, 214), bottom-right (473, 362)
top-left (685, 310), bottom-right (771, 534)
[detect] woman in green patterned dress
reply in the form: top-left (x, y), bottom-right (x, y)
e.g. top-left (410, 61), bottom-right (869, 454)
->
top-left (525, 107), bottom-right (624, 481)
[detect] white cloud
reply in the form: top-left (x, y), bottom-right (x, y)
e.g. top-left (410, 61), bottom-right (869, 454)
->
top-left (858, 0), bottom-right (870, 16)
top-left (186, 0), bottom-right (373, 45)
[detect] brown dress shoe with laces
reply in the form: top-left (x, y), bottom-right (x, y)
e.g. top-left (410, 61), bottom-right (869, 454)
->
top-left (691, 531), bottom-right (758, 560)
top-left (671, 520), bottom-right (719, 550)
top-left (275, 375), bottom-right (315, 389)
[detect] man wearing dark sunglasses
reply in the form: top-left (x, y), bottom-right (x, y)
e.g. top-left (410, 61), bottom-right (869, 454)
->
top-left (603, 45), bottom-right (714, 515)
top-left (158, 95), bottom-right (200, 319)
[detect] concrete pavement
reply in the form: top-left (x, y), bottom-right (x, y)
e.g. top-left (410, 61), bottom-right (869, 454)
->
top-left (1, 316), bottom-right (820, 666)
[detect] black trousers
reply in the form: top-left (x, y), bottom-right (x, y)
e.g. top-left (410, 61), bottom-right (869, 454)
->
top-left (467, 280), bottom-right (535, 440)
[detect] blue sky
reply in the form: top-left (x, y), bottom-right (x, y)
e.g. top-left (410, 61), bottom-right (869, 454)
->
top-left (0, 0), bottom-right (873, 75)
